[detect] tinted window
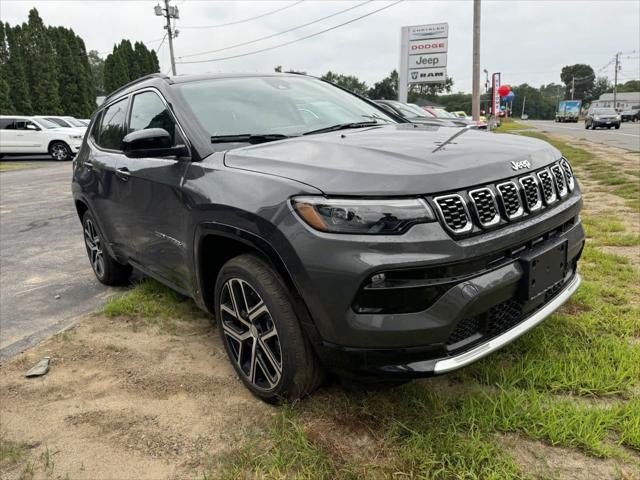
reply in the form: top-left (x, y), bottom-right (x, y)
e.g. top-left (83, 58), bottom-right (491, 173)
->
top-left (97, 98), bottom-right (128, 150)
top-left (129, 91), bottom-right (178, 144)
top-left (594, 108), bottom-right (617, 115)
top-left (0, 118), bottom-right (15, 129)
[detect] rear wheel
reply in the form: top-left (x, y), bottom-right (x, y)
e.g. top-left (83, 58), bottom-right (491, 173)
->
top-left (215, 254), bottom-right (324, 403)
top-left (82, 211), bottom-right (132, 285)
top-left (49, 141), bottom-right (72, 161)
top-left (614, 124), bottom-right (620, 129)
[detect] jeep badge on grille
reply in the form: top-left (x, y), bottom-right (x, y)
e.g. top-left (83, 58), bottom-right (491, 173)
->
top-left (511, 160), bottom-right (531, 171)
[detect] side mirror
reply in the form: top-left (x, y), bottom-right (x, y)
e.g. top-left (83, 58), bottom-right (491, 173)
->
top-left (122, 128), bottom-right (188, 159)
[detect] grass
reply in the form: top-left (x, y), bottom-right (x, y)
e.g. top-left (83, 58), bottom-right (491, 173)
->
top-left (494, 119), bottom-right (534, 132)
top-left (101, 132), bottom-right (639, 478)
top-left (0, 162), bottom-right (39, 172)
top-left (102, 279), bottom-right (202, 333)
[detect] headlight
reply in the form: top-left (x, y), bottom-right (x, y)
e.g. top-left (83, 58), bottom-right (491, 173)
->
top-left (616, 115), bottom-right (621, 120)
top-left (594, 116), bottom-right (600, 120)
top-left (69, 134), bottom-right (83, 140)
top-left (291, 196), bottom-right (436, 234)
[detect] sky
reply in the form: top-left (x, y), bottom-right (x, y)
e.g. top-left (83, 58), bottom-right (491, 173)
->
top-left (1, 0), bottom-right (639, 93)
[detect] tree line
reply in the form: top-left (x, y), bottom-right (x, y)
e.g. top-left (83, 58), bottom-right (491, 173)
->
top-left (0, 8), bottom-right (159, 118)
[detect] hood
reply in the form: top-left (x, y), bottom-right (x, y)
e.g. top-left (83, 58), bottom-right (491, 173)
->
top-left (223, 124), bottom-right (562, 196)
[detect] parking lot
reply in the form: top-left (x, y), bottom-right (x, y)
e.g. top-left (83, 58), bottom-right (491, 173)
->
top-left (0, 159), bottom-right (123, 360)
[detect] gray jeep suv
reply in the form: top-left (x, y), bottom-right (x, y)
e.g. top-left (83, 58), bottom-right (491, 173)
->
top-left (72, 73), bottom-right (584, 402)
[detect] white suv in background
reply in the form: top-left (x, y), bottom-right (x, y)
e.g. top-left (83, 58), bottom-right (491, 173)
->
top-left (33, 115), bottom-right (88, 131)
top-left (0, 116), bottom-right (85, 161)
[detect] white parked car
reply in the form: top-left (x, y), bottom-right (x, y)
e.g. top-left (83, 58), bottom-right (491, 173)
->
top-left (0, 116), bottom-right (85, 161)
top-left (33, 115), bottom-right (88, 131)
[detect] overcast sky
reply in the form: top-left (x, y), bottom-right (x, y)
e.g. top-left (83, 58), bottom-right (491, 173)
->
top-left (1, 0), bottom-right (639, 92)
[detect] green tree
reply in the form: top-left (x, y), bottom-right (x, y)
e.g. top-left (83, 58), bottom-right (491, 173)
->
top-left (560, 64), bottom-right (594, 101)
top-left (587, 76), bottom-right (611, 104)
top-left (408, 77), bottom-right (454, 103)
top-left (71, 32), bottom-right (97, 116)
top-left (618, 79), bottom-right (640, 93)
top-left (88, 50), bottom-right (105, 96)
top-left (23, 8), bottom-right (61, 114)
top-left (368, 70), bottom-right (398, 99)
top-left (50, 27), bottom-right (80, 116)
top-left (321, 71), bottom-right (368, 96)
top-left (103, 40), bottom-right (160, 94)
top-left (0, 23), bottom-right (15, 114)
top-left (4, 24), bottom-right (32, 114)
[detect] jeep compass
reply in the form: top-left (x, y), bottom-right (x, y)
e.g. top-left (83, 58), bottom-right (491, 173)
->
top-left (72, 73), bottom-right (584, 402)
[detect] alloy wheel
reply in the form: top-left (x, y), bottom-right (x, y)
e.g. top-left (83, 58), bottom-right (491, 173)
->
top-left (219, 278), bottom-right (282, 391)
top-left (84, 218), bottom-right (105, 278)
top-left (51, 144), bottom-right (68, 161)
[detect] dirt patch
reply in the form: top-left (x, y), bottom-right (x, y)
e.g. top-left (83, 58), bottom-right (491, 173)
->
top-left (0, 314), bottom-right (274, 479)
top-left (500, 434), bottom-right (639, 480)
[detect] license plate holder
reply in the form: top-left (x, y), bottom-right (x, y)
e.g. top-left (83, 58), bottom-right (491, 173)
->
top-left (520, 239), bottom-right (568, 299)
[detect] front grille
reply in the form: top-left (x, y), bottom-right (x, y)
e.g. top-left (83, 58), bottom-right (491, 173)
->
top-left (430, 159), bottom-right (575, 237)
top-left (469, 188), bottom-right (500, 227)
top-left (434, 195), bottom-right (472, 233)
top-left (536, 169), bottom-right (557, 205)
top-left (551, 164), bottom-right (568, 197)
top-left (496, 181), bottom-right (524, 219)
top-left (519, 175), bottom-right (542, 212)
top-left (560, 159), bottom-right (575, 191)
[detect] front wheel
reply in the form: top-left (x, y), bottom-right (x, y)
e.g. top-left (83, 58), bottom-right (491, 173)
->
top-left (49, 141), bottom-right (72, 161)
top-left (215, 254), bottom-right (324, 403)
top-left (614, 124), bottom-right (620, 129)
top-left (82, 211), bottom-right (132, 285)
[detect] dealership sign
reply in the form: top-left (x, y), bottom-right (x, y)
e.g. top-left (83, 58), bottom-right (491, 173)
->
top-left (492, 72), bottom-right (501, 115)
top-left (399, 22), bottom-right (448, 101)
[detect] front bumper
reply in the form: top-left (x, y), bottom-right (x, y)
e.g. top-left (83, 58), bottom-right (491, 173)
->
top-left (279, 187), bottom-right (584, 378)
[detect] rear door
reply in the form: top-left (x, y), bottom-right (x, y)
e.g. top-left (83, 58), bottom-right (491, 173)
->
top-left (78, 97), bottom-right (131, 258)
top-left (13, 120), bottom-right (45, 153)
top-left (113, 88), bottom-right (192, 290)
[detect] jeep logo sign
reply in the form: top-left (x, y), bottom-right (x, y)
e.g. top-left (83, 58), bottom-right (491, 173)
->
top-left (400, 23), bottom-right (449, 90)
top-left (511, 160), bottom-right (532, 171)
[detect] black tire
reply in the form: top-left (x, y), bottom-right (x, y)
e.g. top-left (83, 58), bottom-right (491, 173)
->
top-left (82, 211), bottom-right (132, 286)
top-left (614, 124), bottom-right (620, 129)
top-left (215, 254), bottom-right (324, 403)
top-left (49, 141), bottom-right (72, 161)
top-left (585, 122), bottom-right (589, 129)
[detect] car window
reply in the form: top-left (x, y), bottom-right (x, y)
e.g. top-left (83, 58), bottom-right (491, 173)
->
top-left (96, 98), bottom-right (129, 150)
top-left (0, 118), bottom-right (15, 129)
top-left (46, 117), bottom-right (71, 127)
top-left (64, 117), bottom-right (85, 127)
top-left (177, 76), bottom-right (394, 137)
top-left (594, 108), bottom-right (616, 115)
top-left (32, 118), bottom-right (61, 129)
top-left (129, 91), bottom-right (180, 145)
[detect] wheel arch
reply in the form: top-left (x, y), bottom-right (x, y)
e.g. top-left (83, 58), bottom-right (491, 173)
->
top-left (47, 138), bottom-right (71, 152)
top-left (194, 222), bottom-right (322, 345)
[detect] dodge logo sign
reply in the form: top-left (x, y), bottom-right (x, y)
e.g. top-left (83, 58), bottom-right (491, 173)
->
top-left (511, 160), bottom-right (532, 171)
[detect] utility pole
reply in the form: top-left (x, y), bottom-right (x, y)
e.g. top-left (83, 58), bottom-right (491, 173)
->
top-left (613, 51), bottom-right (621, 110)
top-left (154, 1), bottom-right (180, 75)
top-left (571, 76), bottom-right (575, 100)
top-left (471, 0), bottom-right (481, 122)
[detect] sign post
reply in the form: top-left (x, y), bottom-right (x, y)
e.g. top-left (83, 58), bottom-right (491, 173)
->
top-left (398, 22), bottom-right (449, 103)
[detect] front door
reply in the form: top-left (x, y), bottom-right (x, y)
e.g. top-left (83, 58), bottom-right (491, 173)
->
top-left (113, 89), bottom-right (192, 291)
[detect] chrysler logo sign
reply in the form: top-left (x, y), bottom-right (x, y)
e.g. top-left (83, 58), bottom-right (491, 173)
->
top-left (511, 160), bottom-right (532, 171)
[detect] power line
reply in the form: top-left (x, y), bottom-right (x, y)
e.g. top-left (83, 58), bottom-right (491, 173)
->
top-left (180, 0), bottom-right (304, 29)
top-left (179, 0), bottom-right (372, 59)
top-left (178, 0), bottom-right (403, 65)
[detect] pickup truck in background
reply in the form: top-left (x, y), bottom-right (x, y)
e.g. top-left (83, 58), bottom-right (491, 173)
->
top-left (555, 100), bottom-right (582, 123)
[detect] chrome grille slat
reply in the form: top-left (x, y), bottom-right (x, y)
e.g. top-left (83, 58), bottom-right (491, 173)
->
top-left (518, 175), bottom-right (542, 212)
top-left (496, 181), bottom-right (524, 219)
top-left (560, 158), bottom-right (575, 191)
top-left (434, 194), bottom-right (472, 234)
top-left (550, 164), bottom-right (568, 198)
top-left (469, 188), bottom-right (500, 227)
top-left (536, 169), bottom-right (557, 205)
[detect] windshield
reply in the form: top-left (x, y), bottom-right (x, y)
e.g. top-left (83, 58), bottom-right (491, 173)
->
top-left (433, 108), bottom-right (455, 118)
top-left (33, 118), bottom-right (61, 129)
top-left (177, 76), bottom-right (395, 137)
top-left (594, 108), bottom-right (617, 115)
top-left (64, 117), bottom-right (85, 127)
top-left (383, 101), bottom-right (428, 118)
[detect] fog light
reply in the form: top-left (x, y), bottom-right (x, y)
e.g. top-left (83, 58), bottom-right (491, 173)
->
top-left (371, 273), bottom-right (386, 286)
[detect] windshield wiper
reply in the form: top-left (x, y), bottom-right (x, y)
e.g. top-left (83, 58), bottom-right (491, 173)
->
top-left (210, 134), bottom-right (291, 144)
top-left (303, 121), bottom-right (380, 136)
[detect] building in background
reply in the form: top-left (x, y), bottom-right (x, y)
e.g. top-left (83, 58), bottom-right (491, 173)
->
top-left (591, 92), bottom-right (640, 111)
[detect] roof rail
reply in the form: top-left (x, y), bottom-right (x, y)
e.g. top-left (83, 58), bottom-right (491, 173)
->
top-left (104, 73), bottom-right (171, 103)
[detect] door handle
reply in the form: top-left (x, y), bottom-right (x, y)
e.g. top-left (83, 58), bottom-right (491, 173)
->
top-left (115, 167), bottom-right (131, 181)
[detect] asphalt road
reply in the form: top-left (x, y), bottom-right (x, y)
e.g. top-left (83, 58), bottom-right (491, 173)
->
top-left (0, 158), bottom-right (124, 361)
top-left (525, 120), bottom-right (640, 151)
